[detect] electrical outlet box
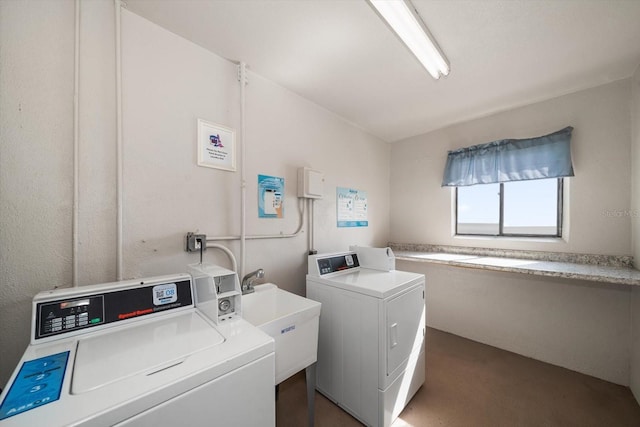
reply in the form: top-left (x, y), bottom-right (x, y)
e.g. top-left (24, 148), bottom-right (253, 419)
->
top-left (186, 232), bottom-right (207, 252)
top-left (298, 167), bottom-right (323, 199)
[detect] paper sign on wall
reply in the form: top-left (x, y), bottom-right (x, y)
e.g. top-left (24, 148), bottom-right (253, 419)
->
top-left (258, 175), bottom-right (284, 218)
top-left (197, 119), bottom-right (236, 171)
top-left (337, 187), bottom-right (368, 227)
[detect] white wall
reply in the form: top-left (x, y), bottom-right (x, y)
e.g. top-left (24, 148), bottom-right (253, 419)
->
top-left (630, 65), bottom-right (640, 400)
top-left (77, 0), bottom-right (118, 286)
top-left (0, 0), bottom-right (75, 389)
top-left (398, 260), bottom-right (631, 385)
top-left (0, 3), bottom-right (389, 387)
top-left (391, 80), bottom-right (633, 256)
top-left (120, 10), bottom-right (390, 293)
top-left (391, 81), bottom-right (635, 385)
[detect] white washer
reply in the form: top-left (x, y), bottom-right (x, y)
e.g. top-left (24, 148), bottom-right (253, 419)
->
top-left (0, 274), bottom-right (275, 426)
top-left (306, 251), bottom-right (425, 427)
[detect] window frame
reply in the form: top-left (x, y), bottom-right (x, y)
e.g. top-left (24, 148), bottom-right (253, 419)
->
top-left (455, 178), bottom-right (564, 238)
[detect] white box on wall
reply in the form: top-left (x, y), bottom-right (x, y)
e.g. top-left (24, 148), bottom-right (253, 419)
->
top-left (298, 167), bottom-right (324, 199)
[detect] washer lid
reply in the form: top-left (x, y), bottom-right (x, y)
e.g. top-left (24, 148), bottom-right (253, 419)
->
top-left (72, 311), bottom-right (224, 394)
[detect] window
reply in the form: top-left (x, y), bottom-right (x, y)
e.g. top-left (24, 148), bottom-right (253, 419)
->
top-left (456, 178), bottom-right (562, 237)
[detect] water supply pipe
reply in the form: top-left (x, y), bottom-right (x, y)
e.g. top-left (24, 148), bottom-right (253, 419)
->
top-left (205, 243), bottom-right (238, 274)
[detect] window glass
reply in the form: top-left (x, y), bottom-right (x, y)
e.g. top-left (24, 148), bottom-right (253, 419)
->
top-left (457, 183), bottom-right (500, 235)
top-left (503, 179), bottom-right (558, 235)
top-left (456, 178), bottom-right (561, 237)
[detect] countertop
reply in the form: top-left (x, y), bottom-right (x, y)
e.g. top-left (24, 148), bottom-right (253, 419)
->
top-left (389, 244), bottom-right (640, 286)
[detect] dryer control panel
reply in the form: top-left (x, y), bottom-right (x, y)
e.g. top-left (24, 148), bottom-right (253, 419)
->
top-left (308, 252), bottom-right (360, 277)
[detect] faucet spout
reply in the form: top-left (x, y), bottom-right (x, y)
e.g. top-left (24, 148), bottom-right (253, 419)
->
top-left (241, 268), bottom-right (264, 295)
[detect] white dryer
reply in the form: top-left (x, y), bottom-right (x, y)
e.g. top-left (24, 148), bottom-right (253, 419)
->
top-left (0, 274), bottom-right (275, 426)
top-left (306, 251), bottom-right (425, 427)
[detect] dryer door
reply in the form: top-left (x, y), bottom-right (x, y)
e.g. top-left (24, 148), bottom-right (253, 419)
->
top-left (385, 284), bottom-right (425, 381)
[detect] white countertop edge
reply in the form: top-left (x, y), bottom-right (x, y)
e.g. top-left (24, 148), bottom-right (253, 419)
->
top-left (394, 251), bottom-right (640, 287)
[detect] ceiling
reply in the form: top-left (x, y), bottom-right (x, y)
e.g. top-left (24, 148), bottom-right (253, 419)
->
top-left (125, 0), bottom-right (640, 143)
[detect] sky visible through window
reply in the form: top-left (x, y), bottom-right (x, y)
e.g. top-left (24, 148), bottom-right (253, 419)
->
top-left (504, 179), bottom-right (557, 227)
top-left (458, 178), bottom-right (558, 234)
top-left (458, 183), bottom-right (499, 224)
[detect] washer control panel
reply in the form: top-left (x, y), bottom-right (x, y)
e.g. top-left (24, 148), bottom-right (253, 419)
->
top-left (308, 252), bottom-right (360, 277)
top-left (34, 277), bottom-right (193, 341)
top-left (38, 296), bottom-right (104, 338)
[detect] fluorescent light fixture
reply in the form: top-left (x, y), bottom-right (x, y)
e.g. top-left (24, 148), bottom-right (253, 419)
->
top-left (368, 0), bottom-right (450, 79)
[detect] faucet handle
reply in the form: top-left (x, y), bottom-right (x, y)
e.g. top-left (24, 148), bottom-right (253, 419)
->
top-left (241, 268), bottom-right (264, 295)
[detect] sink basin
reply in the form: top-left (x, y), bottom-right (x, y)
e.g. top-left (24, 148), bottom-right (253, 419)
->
top-left (242, 283), bottom-right (321, 384)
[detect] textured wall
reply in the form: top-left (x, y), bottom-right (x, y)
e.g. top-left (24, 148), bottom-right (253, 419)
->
top-left (0, 0), bottom-right (75, 388)
top-left (77, 0), bottom-right (118, 285)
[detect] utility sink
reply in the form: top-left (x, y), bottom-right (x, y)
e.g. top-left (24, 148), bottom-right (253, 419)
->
top-left (242, 283), bottom-right (321, 385)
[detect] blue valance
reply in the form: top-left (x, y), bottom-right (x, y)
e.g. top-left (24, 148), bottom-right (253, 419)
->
top-left (441, 126), bottom-right (574, 187)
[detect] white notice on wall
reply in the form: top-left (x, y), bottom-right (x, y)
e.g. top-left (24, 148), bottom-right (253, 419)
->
top-left (197, 119), bottom-right (236, 171)
top-left (337, 187), bottom-right (368, 227)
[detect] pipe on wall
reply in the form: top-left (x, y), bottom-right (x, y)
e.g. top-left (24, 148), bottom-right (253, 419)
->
top-left (309, 199), bottom-right (315, 253)
top-left (206, 198), bottom-right (305, 242)
top-left (210, 63), bottom-right (307, 274)
top-left (239, 62), bottom-right (247, 280)
top-left (114, 0), bottom-right (124, 280)
top-left (205, 243), bottom-right (238, 274)
top-left (73, 0), bottom-right (81, 287)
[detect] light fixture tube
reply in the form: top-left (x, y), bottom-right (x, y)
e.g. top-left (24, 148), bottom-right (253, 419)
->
top-left (368, 0), bottom-right (450, 79)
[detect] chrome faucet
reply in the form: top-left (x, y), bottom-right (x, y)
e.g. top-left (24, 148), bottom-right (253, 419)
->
top-left (241, 268), bottom-right (264, 294)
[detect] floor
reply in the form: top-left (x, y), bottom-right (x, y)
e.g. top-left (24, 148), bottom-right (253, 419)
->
top-left (276, 328), bottom-right (640, 427)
